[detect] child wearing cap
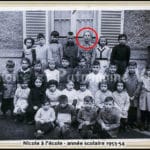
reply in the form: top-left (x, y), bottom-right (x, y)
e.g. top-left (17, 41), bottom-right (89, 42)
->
top-left (46, 80), bottom-right (62, 108)
top-left (34, 100), bottom-right (56, 138)
top-left (55, 95), bottom-right (76, 139)
top-left (95, 80), bottom-right (113, 110)
top-left (35, 33), bottom-right (48, 69)
top-left (85, 61), bottom-right (105, 96)
top-left (13, 79), bottom-right (30, 122)
top-left (1, 60), bottom-right (17, 118)
top-left (77, 96), bottom-right (97, 139)
top-left (44, 59), bottom-right (60, 83)
top-left (77, 81), bottom-right (93, 110)
top-left (139, 65), bottom-right (150, 131)
top-left (22, 37), bottom-right (36, 66)
top-left (58, 57), bottom-right (73, 90)
top-left (97, 96), bottom-right (121, 138)
top-left (48, 31), bottom-right (63, 67)
top-left (17, 57), bottom-right (33, 88)
top-left (123, 61), bottom-right (141, 129)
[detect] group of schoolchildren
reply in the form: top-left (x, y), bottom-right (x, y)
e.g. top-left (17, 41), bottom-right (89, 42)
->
top-left (0, 30), bottom-right (150, 139)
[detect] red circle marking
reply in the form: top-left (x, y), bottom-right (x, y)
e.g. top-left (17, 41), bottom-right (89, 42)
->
top-left (75, 27), bottom-right (99, 51)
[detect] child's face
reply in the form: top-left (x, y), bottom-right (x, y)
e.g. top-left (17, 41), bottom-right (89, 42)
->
top-left (21, 60), bottom-right (29, 70)
top-left (84, 101), bottom-right (92, 109)
top-left (80, 85), bottom-right (87, 92)
top-left (49, 84), bottom-right (56, 92)
top-left (119, 37), bottom-right (127, 45)
top-left (26, 39), bottom-right (33, 49)
top-left (128, 66), bottom-right (136, 74)
top-left (38, 37), bottom-right (45, 46)
top-left (146, 70), bottom-right (150, 77)
top-left (60, 101), bottom-right (68, 108)
top-left (62, 59), bottom-right (69, 68)
top-left (109, 65), bottom-right (117, 74)
top-left (34, 64), bottom-right (42, 72)
top-left (51, 36), bottom-right (58, 42)
top-left (7, 67), bottom-right (14, 73)
top-left (48, 62), bottom-right (55, 70)
top-left (100, 38), bottom-right (107, 46)
top-left (42, 103), bottom-right (50, 111)
top-left (92, 65), bottom-right (100, 74)
top-left (83, 31), bottom-right (92, 43)
top-left (35, 79), bottom-right (42, 88)
top-left (79, 59), bottom-right (86, 66)
top-left (66, 81), bottom-right (74, 91)
top-left (117, 82), bottom-right (124, 92)
top-left (104, 101), bottom-right (113, 111)
top-left (21, 83), bottom-right (28, 89)
top-left (100, 83), bottom-right (108, 92)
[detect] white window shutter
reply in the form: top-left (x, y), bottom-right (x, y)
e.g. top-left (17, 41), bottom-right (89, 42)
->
top-left (25, 11), bottom-right (46, 46)
top-left (101, 11), bottom-right (123, 48)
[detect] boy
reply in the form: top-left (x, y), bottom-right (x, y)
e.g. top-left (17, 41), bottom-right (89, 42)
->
top-left (110, 34), bottom-right (131, 76)
top-left (97, 96), bottom-right (121, 138)
top-left (77, 96), bottom-right (97, 139)
top-left (34, 101), bottom-right (56, 138)
top-left (1, 60), bottom-right (17, 118)
top-left (48, 31), bottom-right (63, 67)
top-left (123, 61), bottom-right (141, 129)
top-left (55, 95), bottom-right (76, 139)
top-left (105, 63), bottom-right (121, 92)
top-left (85, 61), bottom-right (105, 96)
top-left (22, 37), bottom-right (36, 66)
top-left (35, 33), bottom-right (48, 69)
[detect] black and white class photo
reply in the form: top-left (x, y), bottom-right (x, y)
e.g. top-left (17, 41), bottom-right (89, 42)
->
top-left (0, 10), bottom-right (150, 140)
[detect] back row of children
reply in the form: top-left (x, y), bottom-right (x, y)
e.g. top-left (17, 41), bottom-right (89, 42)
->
top-left (0, 31), bottom-right (149, 139)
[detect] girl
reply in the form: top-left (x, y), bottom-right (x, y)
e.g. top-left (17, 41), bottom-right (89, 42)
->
top-left (44, 59), bottom-right (59, 83)
top-left (62, 79), bottom-right (78, 107)
top-left (113, 80), bottom-right (130, 132)
top-left (139, 65), bottom-right (150, 131)
top-left (13, 80), bottom-right (30, 122)
top-left (95, 36), bottom-right (111, 73)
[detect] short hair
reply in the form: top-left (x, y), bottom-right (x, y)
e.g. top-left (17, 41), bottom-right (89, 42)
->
top-left (109, 62), bottom-right (117, 67)
top-left (99, 80), bottom-right (108, 88)
top-left (62, 56), bottom-right (70, 62)
top-left (19, 78), bottom-right (29, 85)
top-left (6, 60), bottom-right (15, 68)
top-left (24, 37), bottom-right (35, 45)
top-left (37, 33), bottom-right (45, 39)
top-left (83, 30), bottom-right (92, 37)
top-left (79, 57), bottom-right (87, 62)
top-left (35, 76), bottom-right (43, 83)
top-left (128, 61), bottom-right (137, 67)
top-left (118, 34), bottom-right (127, 41)
top-left (98, 36), bottom-right (108, 45)
top-left (42, 100), bottom-right (50, 106)
top-left (80, 81), bottom-right (88, 86)
top-left (58, 95), bottom-right (68, 103)
top-left (68, 31), bottom-right (74, 36)
top-left (21, 57), bottom-right (31, 66)
top-left (51, 31), bottom-right (59, 37)
top-left (104, 96), bottom-right (114, 103)
top-left (115, 80), bottom-right (126, 90)
top-left (84, 96), bottom-right (93, 103)
top-left (34, 59), bottom-right (42, 66)
top-left (66, 79), bottom-right (74, 85)
top-left (93, 60), bottom-right (100, 66)
top-left (47, 80), bottom-right (58, 87)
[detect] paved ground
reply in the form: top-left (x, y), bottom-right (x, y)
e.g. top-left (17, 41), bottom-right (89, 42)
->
top-left (0, 112), bottom-right (150, 140)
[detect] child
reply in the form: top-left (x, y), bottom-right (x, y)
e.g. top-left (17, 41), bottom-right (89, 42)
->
top-left (95, 80), bottom-right (112, 110)
top-left (1, 60), bottom-right (17, 118)
top-left (44, 59), bottom-right (59, 83)
top-left (97, 96), bottom-right (121, 139)
top-left (77, 81), bottom-right (93, 110)
top-left (110, 34), bottom-right (131, 76)
top-left (85, 61), bottom-right (105, 96)
top-left (31, 59), bottom-right (47, 89)
top-left (34, 100), bottom-right (55, 138)
top-left (17, 58), bottom-right (32, 88)
top-left (55, 95), bottom-right (76, 139)
top-left (139, 65), bottom-right (150, 131)
top-left (62, 80), bottom-right (78, 107)
top-left (73, 57), bottom-right (91, 90)
top-left (58, 57), bottom-right (73, 90)
top-left (123, 61), bottom-right (141, 129)
top-left (46, 80), bottom-right (62, 108)
top-left (13, 80), bottom-right (30, 122)
top-left (35, 33), bottom-right (48, 69)
top-left (95, 36), bottom-right (111, 73)
top-left (77, 96), bottom-right (97, 139)
top-left (113, 80), bottom-right (130, 132)
top-left (27, 77), bottom-right (46, 124)
top-left (105, 63), bottom-right (121, 92)
top-left (22, 37), bottom-right (36, 66)
top-left (48, 31), bottom-right (63, 67)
